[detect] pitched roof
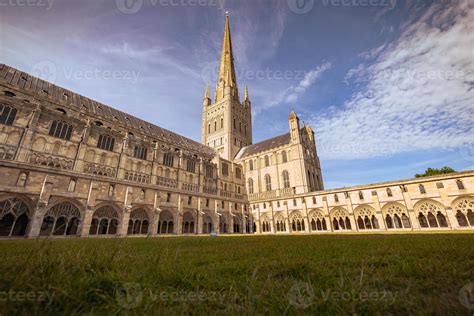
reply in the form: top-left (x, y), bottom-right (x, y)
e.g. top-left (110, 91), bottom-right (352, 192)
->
top-left (235, 132), bottom-right (291, 159)
top-left (0, 64), bottom-right (216, 157)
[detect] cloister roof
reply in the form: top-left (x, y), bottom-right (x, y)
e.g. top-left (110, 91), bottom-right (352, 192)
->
top-left (0, 64), bottom-right (217, 157)
top-left (235, 132), bottom-right (291, 159)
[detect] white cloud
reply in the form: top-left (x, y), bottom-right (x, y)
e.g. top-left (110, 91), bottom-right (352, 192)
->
top-left (256, 62), bottom-right (332, 114)
top-left (311, 1), bottom-right (474, 160)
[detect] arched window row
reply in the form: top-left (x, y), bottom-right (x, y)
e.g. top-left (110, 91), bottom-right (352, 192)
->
top-left (49, 121), bottom-right (73, 141)
top-left (89, 207), bottom-right (120, 236)
top-left (332, 216), bottom-right (352, 231)
top-left (127, 209), bottom-right (150, 235)
top-left (452, 198), bottom-right (474, 227)
top-left (418, 211), bottom-right (448, 228)
top-left (40, 202), bottom-right (81, 236)
top-left (0, 104), bottom-right (17, 126)
top-left (310, 218), bottom-right (328, 231)
top-left (385, 213), bottom-right (411, 229)
top-left (261, 220), bottom-right (271, 232)
top-left (0, 198), bottom-right (30, 237)
top-left (357, 215), bottom-right (379, 230)
top-left (219, 216), bottom-right (228, 233)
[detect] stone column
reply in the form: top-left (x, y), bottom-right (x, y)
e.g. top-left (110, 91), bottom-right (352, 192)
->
top-left (27, 204), bottom-right (48, 238)
top-left (255, 205), bottom-right (261, 234)
top-left (27, 176), bottom-right (53, 238)
top-left (16, 104), bottom-right (41, 163)
top-left (407, 208), bottom-right (420, 230)
top-left (150, 209), bottom-right (161, 236)
top-left (119, 207), bottom-right (131, 236)
top-left (445, 207), bottom-right (458, 229)
top-left (80, 207), bottom-right (94, 237)
top-left (375, 213), bottom-right (386, 231)
top-left (228, 202), bottom-right (234, 234)
top-left (302, 200), bottom-right (310, 232)
top-left (285, 203), bottom-right (291, 233)
top-left (176, 194), bottom-right (183, 234)
top-left (197, 198), bottom-right (203, 234)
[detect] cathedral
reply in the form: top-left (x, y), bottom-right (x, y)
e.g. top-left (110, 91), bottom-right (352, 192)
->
top-left (0, 16), bottom-right (473, 238)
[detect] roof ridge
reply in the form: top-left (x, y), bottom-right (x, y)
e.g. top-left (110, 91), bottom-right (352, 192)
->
top-left (0, 63), bottom-right (216, 156)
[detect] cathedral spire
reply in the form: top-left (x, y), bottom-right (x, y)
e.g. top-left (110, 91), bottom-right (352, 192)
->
top-left (215, 13), bottom-right (239, 102)
top-left (244, 85), bottom-right (249, 101)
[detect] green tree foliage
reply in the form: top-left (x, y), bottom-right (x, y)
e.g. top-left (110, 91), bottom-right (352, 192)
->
top-left (415, 167), bottom-right (456, 178)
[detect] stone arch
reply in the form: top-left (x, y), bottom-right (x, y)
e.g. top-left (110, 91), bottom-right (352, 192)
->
top-left (40, 200), bottom-right (83, 237)
top-left (219, 213), bottom-right (228, 233)
top-left (0, 195), bottom-right (33, 237)
top-left (89, 204), bottom-right (121, 236)
top-left (85, 149), bottom-right (95, 162)
top-left (127, 207), bottom-right (151, 235)
top-left (202, 212), bottom-right (213, 234)
top-left (290, 211), bottom-right (305, 232)
top-left (6, 131), bottom-right (20, 145)
top-left (260, 213), bottom-right (271, 233)
top-left (32, 137), bottom-right (46, 152)
top-left (413, 199), bottom-right (449, 228)
top-left (382, 202), bottom-right (411, 229)
top-left (274, 212), bottom-right (286, 232)
top-left (233, 213), bottom-right (242, 233)
top-left (330, 207), bottom-right (352, 231)
top-left (308, 209), bottom-right (328, 231)
top-left (451, 196), bottom-right (474, 227)
top-left (353, 205), bottom-right (379, 230)
top-left (182, 211), bottom-right (196, 234)
top-left (157, 209), bottom-right (175, 234)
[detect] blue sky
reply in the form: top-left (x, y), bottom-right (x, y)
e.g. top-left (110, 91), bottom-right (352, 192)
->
top-left (1, 0), bottom-right (473, 189)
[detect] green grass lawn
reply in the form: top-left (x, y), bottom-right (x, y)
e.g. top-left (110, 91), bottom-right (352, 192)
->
top-left (0, 234), bottom-right (473, 315)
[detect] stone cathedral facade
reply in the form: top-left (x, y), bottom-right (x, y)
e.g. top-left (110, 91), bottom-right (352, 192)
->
top-left (0, 17), bottom-right (473, 238)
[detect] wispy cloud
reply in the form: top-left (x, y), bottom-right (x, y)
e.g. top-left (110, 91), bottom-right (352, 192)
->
top-left (256, 61), bottom-right (332, 114)
top-left (311, 1), bottom-right (474, 160)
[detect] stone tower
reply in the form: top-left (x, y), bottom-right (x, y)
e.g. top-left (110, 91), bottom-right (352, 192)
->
top-left (201, 14), bottom-right (252, 161)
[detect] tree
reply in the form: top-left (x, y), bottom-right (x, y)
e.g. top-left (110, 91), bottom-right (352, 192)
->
top-left (415, 167), bottom-right (456, 178)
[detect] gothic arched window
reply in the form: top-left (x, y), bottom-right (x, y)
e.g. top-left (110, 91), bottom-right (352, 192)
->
top-left (265, 174), bottom-right (272, 192)
top-left (264, 155), bottom-right (270, 167)
top-left (49, 121), bottom-right (73, 140)
top-left (0, 104), bottom-right (17, 126)
top-left (247, 178), bottom-right (254, 194)
top-left (281, 150), bottom-right (288, 163)
top-left (282, 170), bottom-right (290, 188)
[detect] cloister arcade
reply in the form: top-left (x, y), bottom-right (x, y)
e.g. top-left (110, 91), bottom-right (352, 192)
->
top-left (1, 194), bottom-right (473, 238)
